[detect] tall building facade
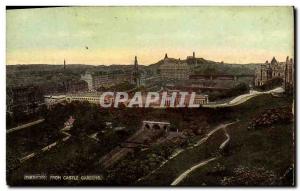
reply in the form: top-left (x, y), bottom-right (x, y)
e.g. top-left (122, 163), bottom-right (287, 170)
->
top-left (159, 54), bottom-right (191, 80)
top-left (7, 86), bottom-right (44, 114)
top-left (285, 56), bottom-right (294, 87)
top-left (81, 71), bottom-right (131, 91)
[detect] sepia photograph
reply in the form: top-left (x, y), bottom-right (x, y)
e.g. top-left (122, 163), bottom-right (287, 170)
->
top-left (6, 6), bottom-right (295, 186)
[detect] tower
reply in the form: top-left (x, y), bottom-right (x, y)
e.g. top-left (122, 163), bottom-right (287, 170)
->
top-left (193, 51), bottom-right (197, 65)
top-left (132, 56), bottom-right (140, 87)
top-left (284, 56), bottom-right (289, 89)
top-left (62, 59), bottom-right (68, 92)
top-left (163, 53), bottom-right (169, 65)
top-left (134, 56), bottom-right (138, 73)
top-left (260, 64), bottom-right (263, 84)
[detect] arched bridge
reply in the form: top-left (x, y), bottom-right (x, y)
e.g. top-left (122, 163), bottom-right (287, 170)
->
top-left (142, 121), bottom-right (171, 132)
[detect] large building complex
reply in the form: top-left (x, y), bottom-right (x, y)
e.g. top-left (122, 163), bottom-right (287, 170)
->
top-left (45, 93), bottom-right (107, 107)
top-left (65, 93), bottom-right (103, 104)
top-left (255, 56), bottom-right (294, 87)
top-left (159, 54), bottom-right (191, 80)
top-left (44, 91), bottom-right (209, 108)
top-left (81, 70), bottom-right (132, 91)
top-left (81, 56), bottom-right (144, 91)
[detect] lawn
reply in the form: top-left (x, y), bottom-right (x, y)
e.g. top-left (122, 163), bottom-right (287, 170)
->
top-left (136, 128), bottom-right (226, 186)
top-left (179, 122), bottom-right (294, 186)
top-left (6, 122), bottom-right (63, 170)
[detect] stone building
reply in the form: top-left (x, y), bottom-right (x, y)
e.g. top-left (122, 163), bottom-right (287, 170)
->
top-left (65, 92), bottom-right (103, 104)
top-left (254, 56), bottom-right (292, 86)
top-left (81, 70), bottom-right (131, 91)
top-left (64, 80), bottom-right (88, 93)
top-left (186, 51), bottom-right (198, 65)
top-left (159, 54), bottom-right (191, 80)
top-left (7, 85), bottom-right (44, 114)
top-left (45, 92), bottom-right (111, 107)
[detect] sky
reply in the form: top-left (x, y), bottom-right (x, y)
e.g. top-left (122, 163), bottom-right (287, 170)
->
top-left (6, 6), bottom-right (294, 65)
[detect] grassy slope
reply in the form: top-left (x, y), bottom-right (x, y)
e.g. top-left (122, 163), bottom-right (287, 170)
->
top-left (180, 123), bottom-right (293, 186)
top-left (137, 127), bottom-right (227, 186)
top-left (141, 94), bottom-right (294, 186)
top-left (7, 122), bottom-right (63, 162)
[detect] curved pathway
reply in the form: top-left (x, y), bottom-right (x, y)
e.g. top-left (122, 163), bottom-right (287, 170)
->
top-left (171, 122), bottom-right (233, 186)
top-left (137, 121), bottom-right (236, 184)
top-left (171, 157), bottom-right (218, 186)
top-left (203, 87), bottom-right (284, 108)
top-left (193, 121), bottom-right (235, 147)
top-left (136, 148), bottom-right (184, 182)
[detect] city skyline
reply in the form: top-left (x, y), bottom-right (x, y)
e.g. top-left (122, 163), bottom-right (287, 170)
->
top-left (7, 6), bottom-right (294, 65)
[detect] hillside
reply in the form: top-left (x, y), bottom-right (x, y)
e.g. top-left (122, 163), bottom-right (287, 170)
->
top-left (138, 94), bottom-right (294, 186)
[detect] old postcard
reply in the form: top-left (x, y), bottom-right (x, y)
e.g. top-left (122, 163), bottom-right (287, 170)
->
top-left (6, 6), bottom-right (295, 186)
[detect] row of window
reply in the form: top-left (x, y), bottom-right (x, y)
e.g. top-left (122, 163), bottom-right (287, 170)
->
top-left (68, 97), bottom-right (99, 102)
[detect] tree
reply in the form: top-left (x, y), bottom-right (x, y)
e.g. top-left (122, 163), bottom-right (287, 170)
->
top-left (259, 77), bottom-right (283, 91)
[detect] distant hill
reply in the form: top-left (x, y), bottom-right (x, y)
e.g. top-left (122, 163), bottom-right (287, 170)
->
top-left (6, 58), bottom-right (259, 88)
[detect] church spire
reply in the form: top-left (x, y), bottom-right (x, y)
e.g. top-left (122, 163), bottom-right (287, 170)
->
top-left (134, 56), bottom-right (138, 72)
top-left (133, 56), bottom-right (140, 87)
